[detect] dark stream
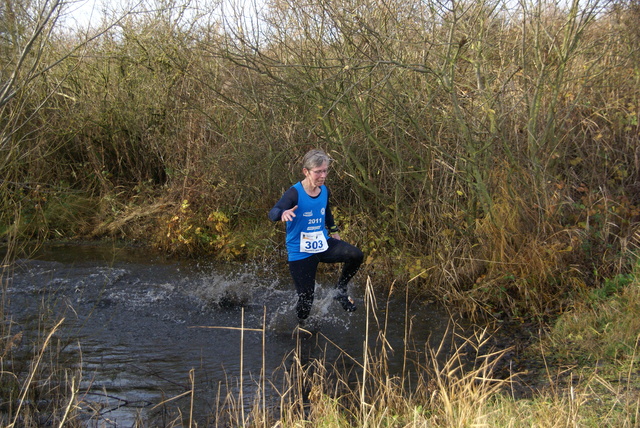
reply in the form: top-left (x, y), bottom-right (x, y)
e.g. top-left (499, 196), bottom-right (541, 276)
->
top-left (3, 243), bottom-right (468, 426)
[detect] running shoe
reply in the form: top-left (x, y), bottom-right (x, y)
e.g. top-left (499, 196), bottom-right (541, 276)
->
top-left (335, 294), bottom-right (357, 312)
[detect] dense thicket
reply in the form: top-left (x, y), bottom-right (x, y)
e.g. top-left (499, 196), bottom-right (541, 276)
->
top-left (2, 0), bottom-right (639, 319)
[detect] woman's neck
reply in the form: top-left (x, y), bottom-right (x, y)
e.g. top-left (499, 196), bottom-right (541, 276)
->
top-left (302, 178), bottom-right (320, 196)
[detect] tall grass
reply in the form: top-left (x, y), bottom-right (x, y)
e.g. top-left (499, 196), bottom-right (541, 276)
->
top-left (1, 270), bottom-right (638, 426)
top-left (178, 277), bottom-right (517, 427)
top-left (0, 314), bottom-right (86, 427)
top-left (149, 275), bottom-right (638, 426)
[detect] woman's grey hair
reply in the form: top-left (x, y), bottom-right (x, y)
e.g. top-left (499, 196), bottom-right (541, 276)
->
top-left (302, 149), bottom-right (332, 170)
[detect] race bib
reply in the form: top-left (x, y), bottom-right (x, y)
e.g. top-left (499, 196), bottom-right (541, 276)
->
top-left (299, 231), bottom-right (328, 254)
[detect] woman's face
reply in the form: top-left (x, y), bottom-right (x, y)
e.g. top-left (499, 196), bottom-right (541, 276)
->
top-left (304, 161), bottom-right (329, 188)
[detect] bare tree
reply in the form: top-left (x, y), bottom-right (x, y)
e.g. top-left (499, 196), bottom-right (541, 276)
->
top-left (0, 0), bottom-right (125, 254)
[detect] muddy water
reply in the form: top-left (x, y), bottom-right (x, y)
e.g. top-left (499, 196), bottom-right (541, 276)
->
top-left (4, 243), bottom-right (456, 426)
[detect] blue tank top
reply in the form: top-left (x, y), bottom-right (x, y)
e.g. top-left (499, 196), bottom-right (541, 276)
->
top-left (286, 182), bottom-right (330, 261)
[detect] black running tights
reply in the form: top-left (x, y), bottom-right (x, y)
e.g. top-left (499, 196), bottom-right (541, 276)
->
top-left (288, 238), bottom-right (364, 319)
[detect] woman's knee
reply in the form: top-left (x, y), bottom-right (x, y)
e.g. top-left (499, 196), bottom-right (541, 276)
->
top-left (350, 246), bottom-right (364, 265)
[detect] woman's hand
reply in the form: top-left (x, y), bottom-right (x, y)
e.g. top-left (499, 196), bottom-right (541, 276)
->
top-left (281, 205), bottom-right (298, 222)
